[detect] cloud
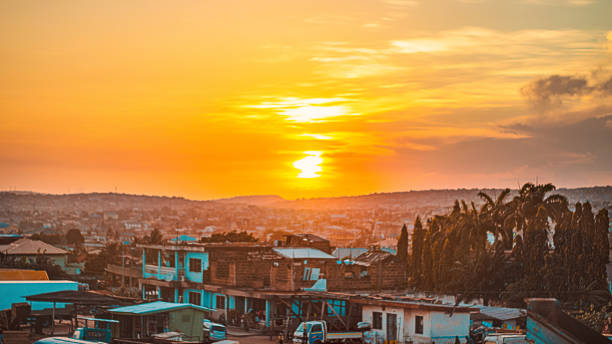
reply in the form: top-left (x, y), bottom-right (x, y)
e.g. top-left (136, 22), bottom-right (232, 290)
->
top-left (521, 72), bottom-right (612, 111)
top-left (381, 0), bottom-right (419, 7)
top-left (388, 113), bottom-right (612, 188)
top-left (522, 0), bottom-right (596, 6)
top-left (521, 75), bottom-right (590, 109)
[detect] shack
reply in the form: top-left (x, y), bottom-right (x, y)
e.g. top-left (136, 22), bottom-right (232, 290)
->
top-left (470, 305), bottom-right (526, 331)
top-left (354, 297), bottom-right (475, 344)
top-left (107, 301), bottom-right (211, 341)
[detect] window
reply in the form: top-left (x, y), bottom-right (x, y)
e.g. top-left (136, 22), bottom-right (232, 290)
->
top-left (344, 271), bottom-right (354, 279)
top-left (303, 267), bottom-right (311, 280)
top-left (415, 315), bottom-right (424, 335)
top-left (359, 268), bottom-right (368, 279)
top-left (188, 291), bottom-right (201, 306)
top-left (216, 295), bottom-right (226, 309)
top-left (311, 323), bottom-right (322, 333)
top-left (189, 258), bottom-right (201, 272)
top-left (310, 268), bottom-right (320, 280)
top-left (372, 312), bottom-right (382, 330)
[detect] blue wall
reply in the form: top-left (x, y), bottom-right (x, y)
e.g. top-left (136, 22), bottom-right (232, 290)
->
top-left (0, 281), bottom-right (78, 311)
top-left (184, 289), bottom-right (203, 306)
top-left (185, 252), bottom-right (209, 283)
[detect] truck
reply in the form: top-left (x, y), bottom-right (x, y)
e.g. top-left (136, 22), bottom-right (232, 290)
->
top-left (483, 334), bottom-right (530, 344)
top-left (203, 319), bottom-right (227, 342)
top-left (33, 317), bottom-right (117, 344)
top-left (292, 320), bottom-right (363, 344)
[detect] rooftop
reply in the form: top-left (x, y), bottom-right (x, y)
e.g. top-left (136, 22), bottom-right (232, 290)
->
top-left (470, 305), bottom-right (526, 321)
top-left (0, 238), bottom-right (67, 255)
top-left (0, 268), bottom-right (49, 281)
top-left (108, 301), bottom-right (212, 315)
top-left (273, 247), bottom-right (336, 260)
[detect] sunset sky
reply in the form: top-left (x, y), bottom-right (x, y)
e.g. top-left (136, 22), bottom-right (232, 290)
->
top-left (1, 0), bottom-right (611, 199)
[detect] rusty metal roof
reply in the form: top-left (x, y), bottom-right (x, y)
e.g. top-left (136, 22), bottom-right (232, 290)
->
top-left (0, 238), bottom-right (67, 255)
top-left (0, 269), bottom-right (49, 281)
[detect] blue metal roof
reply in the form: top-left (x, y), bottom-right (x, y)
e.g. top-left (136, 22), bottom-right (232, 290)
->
top-left (170, 235), bottom-right (197, 242)
top-left (273, 248), bottom-right (335, 260)
top-left (108, 301), bottom-right (211, 315)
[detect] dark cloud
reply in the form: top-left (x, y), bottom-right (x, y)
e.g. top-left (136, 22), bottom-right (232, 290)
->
top-left (521, 73), bottom-right (612, 111)
top-left (598, 77), bottom-right (612, 95)
top-left (521, 75), bottom-right (590, 110)
top-left (388, 113), bottom-right (612, 187)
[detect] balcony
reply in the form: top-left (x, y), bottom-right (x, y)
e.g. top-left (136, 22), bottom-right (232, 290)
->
top-left (143, 264), bottom-right (183, 281)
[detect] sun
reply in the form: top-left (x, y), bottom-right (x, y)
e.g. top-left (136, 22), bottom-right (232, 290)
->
top-left (293, 151), bottom-right (324, 178)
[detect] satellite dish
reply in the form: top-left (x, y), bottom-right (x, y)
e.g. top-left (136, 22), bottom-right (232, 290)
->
top-left (164, 274), bottom-right (173, 282)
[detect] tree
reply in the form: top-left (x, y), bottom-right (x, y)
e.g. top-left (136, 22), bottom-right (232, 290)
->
top-left (144, 228), bottom-right (163, 244)
top-left (201, 231), bottom-right (258, 243)
top-left (409, 182), bottom-right (610, 309)
top-left (66, 228), bottom-right (84, 247)
top-left (397, 224), bottom-right (409, 266)
top-left (410, 217), bottom-right (424, 286)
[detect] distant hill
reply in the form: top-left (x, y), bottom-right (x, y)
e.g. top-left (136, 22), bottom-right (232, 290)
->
top-left (271, 187), bottom-right (612, 210)
top-left (214, 195), bottom-right (286, 206)
top-left (1, 186), bottom-right (610, 212)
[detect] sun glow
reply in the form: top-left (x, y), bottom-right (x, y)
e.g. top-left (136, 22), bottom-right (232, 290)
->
top-left (293, 151), bottom-right (324, 178)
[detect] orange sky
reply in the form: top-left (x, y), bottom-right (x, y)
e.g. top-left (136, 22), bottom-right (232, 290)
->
top-left (1, 0), bottom-right (612, 199)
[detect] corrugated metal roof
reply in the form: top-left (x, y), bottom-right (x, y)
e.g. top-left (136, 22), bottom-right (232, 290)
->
top-left (108, 301), bottom-right (211, 315)
top-left (471, 305), bottom-right (526, 321)
top-left (355, 250), bottom-right (394, 264)
top-left (0, 269), bottom-right (49, 281)
top-left (333, 248), bottom-right (367, 259)
top-left (0, 238), bottom-right (67, 255)
top-left (273, 248), bottom-right (335, 260)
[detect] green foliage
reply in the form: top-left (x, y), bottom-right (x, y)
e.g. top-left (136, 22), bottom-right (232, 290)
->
top-left (397, 224), bottom-right (409, 266)
top-left (66, 228), bottom-right (84, 247)
top-left (30, 232), bottom-right (63, 245)
top-left (201, 230), bottom-right (258, 243)
top-left (574, 302), bottom-right (611, 333)
top-left (409, 182), bottom-right (611, 308)
top-left (84, 242), bottom-right (122, 275)
top-left (0, 252), bottom-right (69, 280)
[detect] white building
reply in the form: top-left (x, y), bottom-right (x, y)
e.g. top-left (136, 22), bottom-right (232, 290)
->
top-left (356, 298), bottom-right (474, 344)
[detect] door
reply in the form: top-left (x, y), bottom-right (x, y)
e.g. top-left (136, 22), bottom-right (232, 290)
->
top-left (309, 323), bottom-right (324, 344)
top-left (386, 313), bottom-right (397, 342)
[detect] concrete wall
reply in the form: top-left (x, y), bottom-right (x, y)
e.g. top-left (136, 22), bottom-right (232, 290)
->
top-left (362, 305), bottom-right (405, 342)
top-left (429, 311), bottom-right (470, 343)
top-left (361, 305), bottom-right (470, 344)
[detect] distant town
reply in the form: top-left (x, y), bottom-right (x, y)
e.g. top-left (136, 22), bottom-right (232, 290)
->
top-left (1, 186), bottom-right (612, 344)
top-left (1, 187), bottom-right (610, 249)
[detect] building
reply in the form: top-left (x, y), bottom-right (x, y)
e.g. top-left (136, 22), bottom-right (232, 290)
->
top-left (0, 238), bottom-right (68, 269)
top-left (470, 305), bottom-right (526, 331)
top-left (107, 301), bottom-right (210, 340)
top-left (327, 248), bottom-right (406, 291)
top-left (0, 280), bottom-right (79, 311)
top-left (355, 297), bottom-right (474, 344)
top-left (284, 234), bottom-right (332, 253)
top-left (526, 298), bottom-right (609, 344)
top-left (105, 240), bottom-right (416, 329)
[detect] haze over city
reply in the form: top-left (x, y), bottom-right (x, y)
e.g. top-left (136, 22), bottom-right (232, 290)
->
top-left (2, 0), bottom-right (611, 200)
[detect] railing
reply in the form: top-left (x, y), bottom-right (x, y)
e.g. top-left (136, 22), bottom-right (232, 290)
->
top-left (143, 264), bottom-right (183, 281)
